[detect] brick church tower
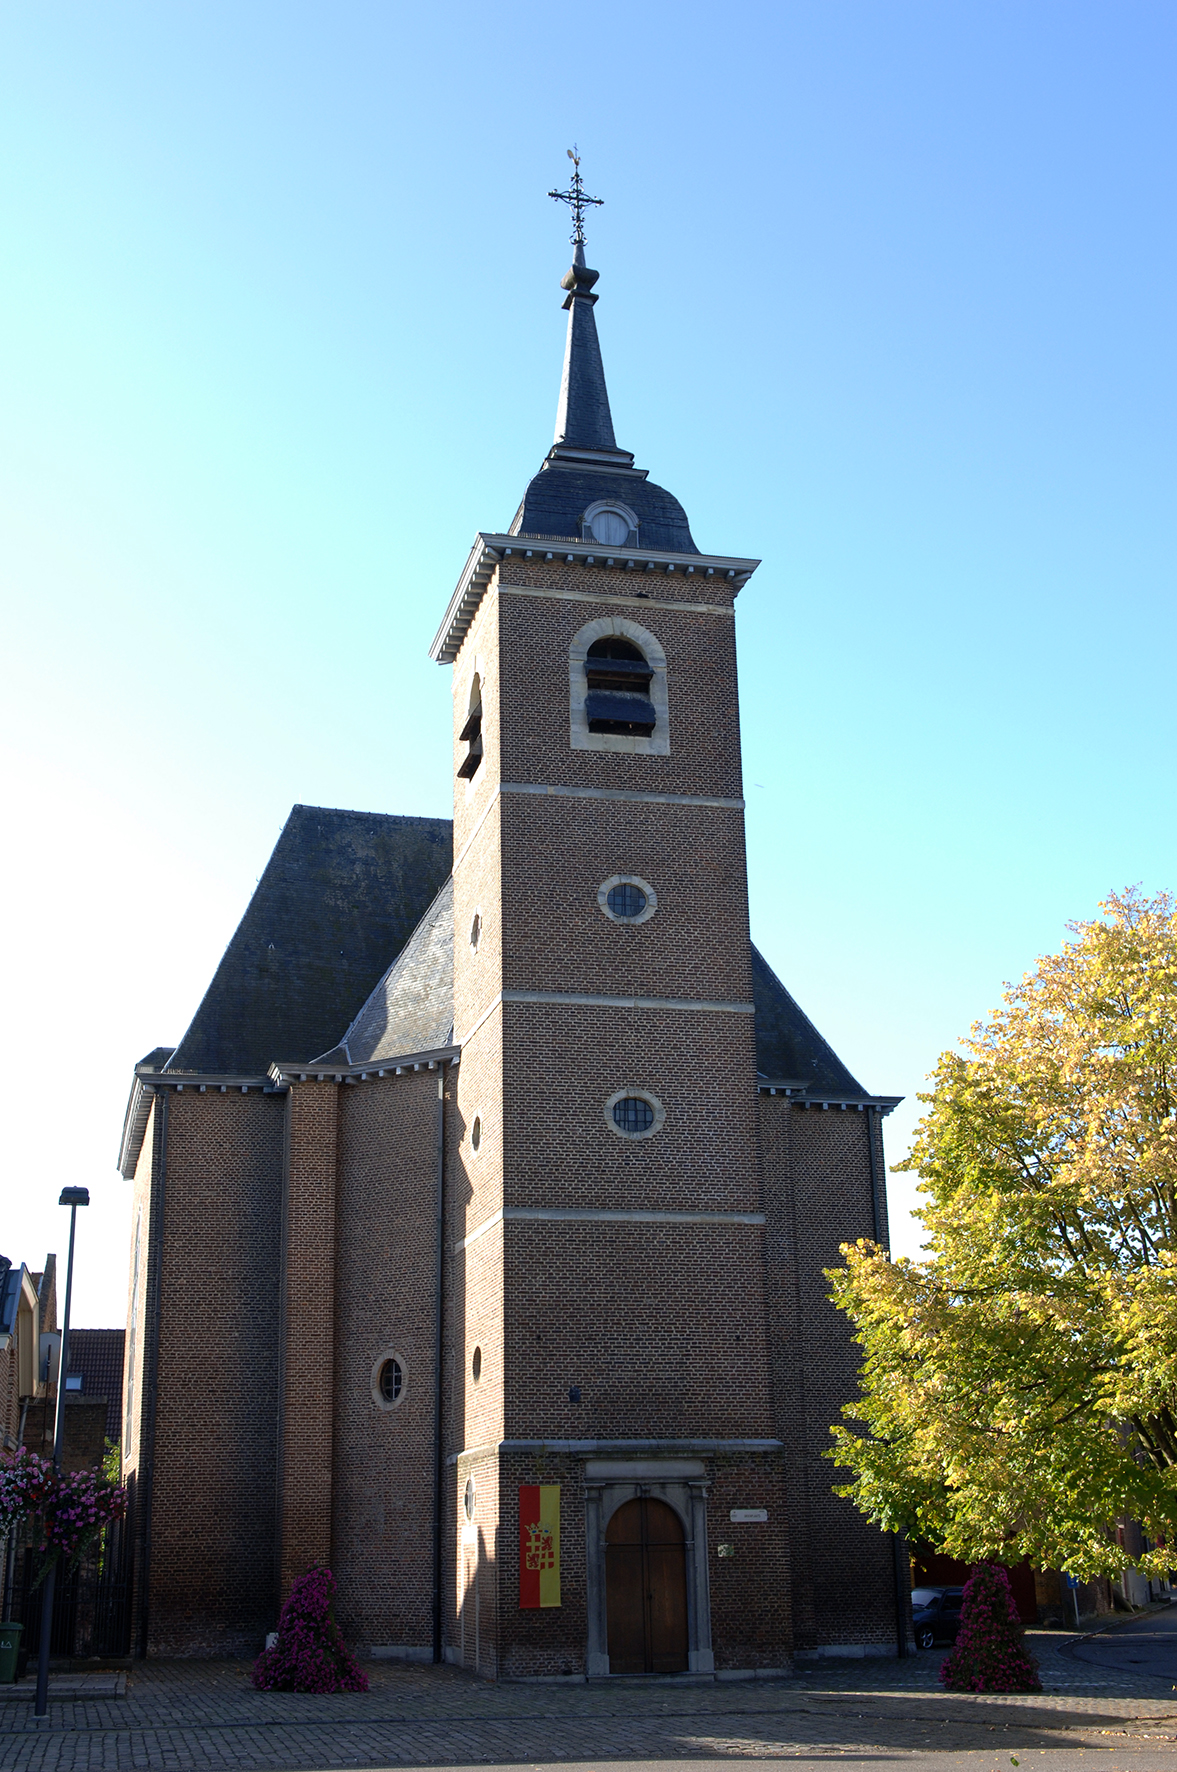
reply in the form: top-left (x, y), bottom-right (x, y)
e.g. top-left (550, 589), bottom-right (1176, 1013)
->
top-left (117, 195), bottom-right (905, 1676)
top-left (434, 229), bottom-right (791, 1675)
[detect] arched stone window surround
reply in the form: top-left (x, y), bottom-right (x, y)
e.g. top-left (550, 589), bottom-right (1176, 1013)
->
top-left (583, 1460), bottom-right (714, 1676)
top-left (370, 1349), bottom-right (408, 1412)
top-left (569, 616), bottom-right (670, 757)
top-left (581, 498), bottom-right (640, 547)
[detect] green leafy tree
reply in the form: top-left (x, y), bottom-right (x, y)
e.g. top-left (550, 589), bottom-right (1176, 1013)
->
top-left (828, 889), bottom-right (1177, 1580)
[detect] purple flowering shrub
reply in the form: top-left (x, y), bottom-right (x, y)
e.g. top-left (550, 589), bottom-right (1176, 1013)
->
top-left (940, 1561), bottom-right (1041, 1692)
top-left (252, 1567), bottom-right (369, 1693)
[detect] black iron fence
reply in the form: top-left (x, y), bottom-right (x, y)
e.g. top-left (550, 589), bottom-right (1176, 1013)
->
top-left (7, 1511), bottom-right (133, 1660)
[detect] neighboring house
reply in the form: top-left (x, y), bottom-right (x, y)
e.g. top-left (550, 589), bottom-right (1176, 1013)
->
top-left (117, 230), bottom-right (906, 1674)
top-left (0, 1254), bottom-right (116, 1475)
top-left (0, 1258), bottom-right (41, 1451)
top-left (912, 1542), bottom-right (1155, 1627)
top-left (66, 1328), bottom-right (126, 1447)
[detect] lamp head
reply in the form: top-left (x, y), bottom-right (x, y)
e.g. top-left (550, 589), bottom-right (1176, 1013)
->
top-left (59, 1187), bottom-right (90, 1208)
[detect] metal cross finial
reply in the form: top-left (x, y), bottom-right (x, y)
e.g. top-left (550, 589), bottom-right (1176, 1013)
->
top-left (548, 146), bottom-right (603, 247)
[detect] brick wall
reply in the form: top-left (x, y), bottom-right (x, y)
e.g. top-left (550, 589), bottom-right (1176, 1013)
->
top-left (331, 1070), bottom-right (442, 1648)
top-left (278, 1080), bottom-right (338, 1598)
top-left (143, 1089), bottom-right (284, 1656)
top-left (760, 1097), bottom-right (903, 1652)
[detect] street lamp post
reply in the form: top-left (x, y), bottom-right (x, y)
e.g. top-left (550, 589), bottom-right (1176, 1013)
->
top-left (33, 1187), bottom-right (89, 1722)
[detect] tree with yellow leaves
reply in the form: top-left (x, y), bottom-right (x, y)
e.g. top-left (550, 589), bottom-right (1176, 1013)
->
top-left (828, 889), bottom-right (1177, 1579)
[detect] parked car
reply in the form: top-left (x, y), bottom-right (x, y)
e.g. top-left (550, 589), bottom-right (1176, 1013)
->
top-left (911, 1586), bottom-right (965, 1650)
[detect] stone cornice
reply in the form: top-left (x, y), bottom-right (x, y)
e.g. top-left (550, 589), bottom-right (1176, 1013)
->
top-left (267, 1045), bottom-right (459, 1087)
top-left (449, 1437), bottom-right (784, 1464)
top-left (756, 1079), bottom-right (903, 1114)
top-left (429, 533), bottom-right (761, 665)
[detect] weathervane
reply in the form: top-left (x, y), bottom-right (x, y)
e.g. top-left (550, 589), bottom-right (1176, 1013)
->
top-left (548, 147), bottom-right (603, 247)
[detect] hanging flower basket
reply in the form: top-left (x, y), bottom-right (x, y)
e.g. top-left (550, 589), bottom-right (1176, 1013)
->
top-left (0, 1448), bottom-right (128, 1586)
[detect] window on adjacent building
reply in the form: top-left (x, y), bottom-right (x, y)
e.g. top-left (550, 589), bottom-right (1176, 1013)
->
top-left (379, 1358), bottom-right (403, 1403)
top-left (584, 639), bottom-right (656, 736)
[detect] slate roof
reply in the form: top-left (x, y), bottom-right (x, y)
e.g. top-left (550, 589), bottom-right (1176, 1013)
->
top-left (316, 876), bottom-right (454, 1064)
top-left (315, 876), bottom-right (868, 1098)
top-left (513, 465), bottom-right (698, 553)
top-left (66, 1329), bottom-right (125, 1443)
top-left (509, 243), bottom-right (699, 554)
top-left (554, 252), bottom-right (617, 453)
top-left (751, 945), bottom-right (868, 1095)
top-left (168, 806), bottom-right (453, 1074)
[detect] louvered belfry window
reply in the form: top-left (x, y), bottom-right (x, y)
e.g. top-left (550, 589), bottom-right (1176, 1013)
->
top-left (584, 638), bottom-right (656, 736)
top-left (458, 675), bottom-right (483, 778)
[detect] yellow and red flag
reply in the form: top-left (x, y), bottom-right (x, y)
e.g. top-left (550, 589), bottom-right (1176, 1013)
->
top-left (518, 1484), bottom-right (560, 1608)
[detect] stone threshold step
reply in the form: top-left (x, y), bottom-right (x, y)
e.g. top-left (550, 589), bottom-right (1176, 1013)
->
top-left (1, 1673), bottom-right (127, 1699)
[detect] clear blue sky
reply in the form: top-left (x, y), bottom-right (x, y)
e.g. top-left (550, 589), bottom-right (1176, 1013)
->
top-left (2, 1), bottom-right (1173, 1324)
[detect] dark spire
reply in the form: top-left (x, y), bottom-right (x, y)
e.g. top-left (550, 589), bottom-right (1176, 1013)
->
top-left (547, 152), bottom-right (626, 458)
top-left (553, 242), bottom-right (617, 451)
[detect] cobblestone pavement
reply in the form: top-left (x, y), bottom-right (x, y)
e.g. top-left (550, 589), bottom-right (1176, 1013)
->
top-left (4, 1633), bottom-right (1177, 1771)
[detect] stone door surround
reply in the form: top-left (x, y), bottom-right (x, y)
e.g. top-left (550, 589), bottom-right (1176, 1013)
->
top-left (583, 1459), bottom-right (713, 1676)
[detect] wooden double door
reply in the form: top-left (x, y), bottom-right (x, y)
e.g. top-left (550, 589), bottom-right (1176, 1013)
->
top-left (605, 1496), bottom-right (689, 1674)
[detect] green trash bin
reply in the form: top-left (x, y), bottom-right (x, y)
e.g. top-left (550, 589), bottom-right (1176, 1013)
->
top-left (0, 1622), bottom-right (22, 1685)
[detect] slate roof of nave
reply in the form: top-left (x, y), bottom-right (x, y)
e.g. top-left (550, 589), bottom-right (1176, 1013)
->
top-left (750, 945), bottom-right (866, 1094)
top-left (166, 805), bottom-right (452, 1074)
top-left (155, 804), bottom-right (869, 1095)
top-left (314, 876), bottom-right (454, 1065)
top-left (314, 865), bottom-right (869, 1097)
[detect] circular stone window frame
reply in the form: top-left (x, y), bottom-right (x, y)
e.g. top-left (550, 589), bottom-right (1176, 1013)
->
top-left (464, 1475), bottom-right (477, 1522)
top-left (371, 1350), bottom-right (408, 1412)
top-left (597, 874), bottom-right (658, 925)
top-left (604, 1087), bottom-right (666, 1141)
top-left (582, 498), bottom-right (639, 546)
top-left (469, 1114), bottom-right (483, 1154)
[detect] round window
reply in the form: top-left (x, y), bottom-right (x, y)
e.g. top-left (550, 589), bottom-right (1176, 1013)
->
top-left (464, 1476), bottom-right (476, 1522)
top-left (598, 874), bottom-right (657, 925)
top-left (590, 508), bottom-right (630, 545)
top-left (379, 1358), bottom-right (403, 1403)
top-left (605, 1088), bottom-right (665, 1141)
top-left (613, 1097), bottom-right (654, 1135)
top-left (469, 911), bottom-right (482, 952)
top-left (607, 882), bottom-right (647, 919)
top-left (472, 1346), bottom-right (482, 1382)
top-left (471, 1115), bottom-right (481, 1152)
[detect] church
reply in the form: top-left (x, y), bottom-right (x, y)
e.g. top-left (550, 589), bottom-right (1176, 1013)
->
top-left (117, 178), bottom-right (905, 1677)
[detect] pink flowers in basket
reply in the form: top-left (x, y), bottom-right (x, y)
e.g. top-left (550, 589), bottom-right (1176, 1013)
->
top-left (0, 1448), bottom-right (126, 1579)
top-left (252, 1566), bottom-right (369, 1693)
top-left (940, 1561), bottom-right (1041, 1692)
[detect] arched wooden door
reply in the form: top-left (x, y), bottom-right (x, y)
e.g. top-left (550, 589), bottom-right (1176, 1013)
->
top-left (605, 1496), bottom-right (689, 1674)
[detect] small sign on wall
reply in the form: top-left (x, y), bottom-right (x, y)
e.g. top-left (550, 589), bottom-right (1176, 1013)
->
top-left (730, 1508), bottom-right (768, 1523)
top-left (519, 1484), bottom-right (561, 1608)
